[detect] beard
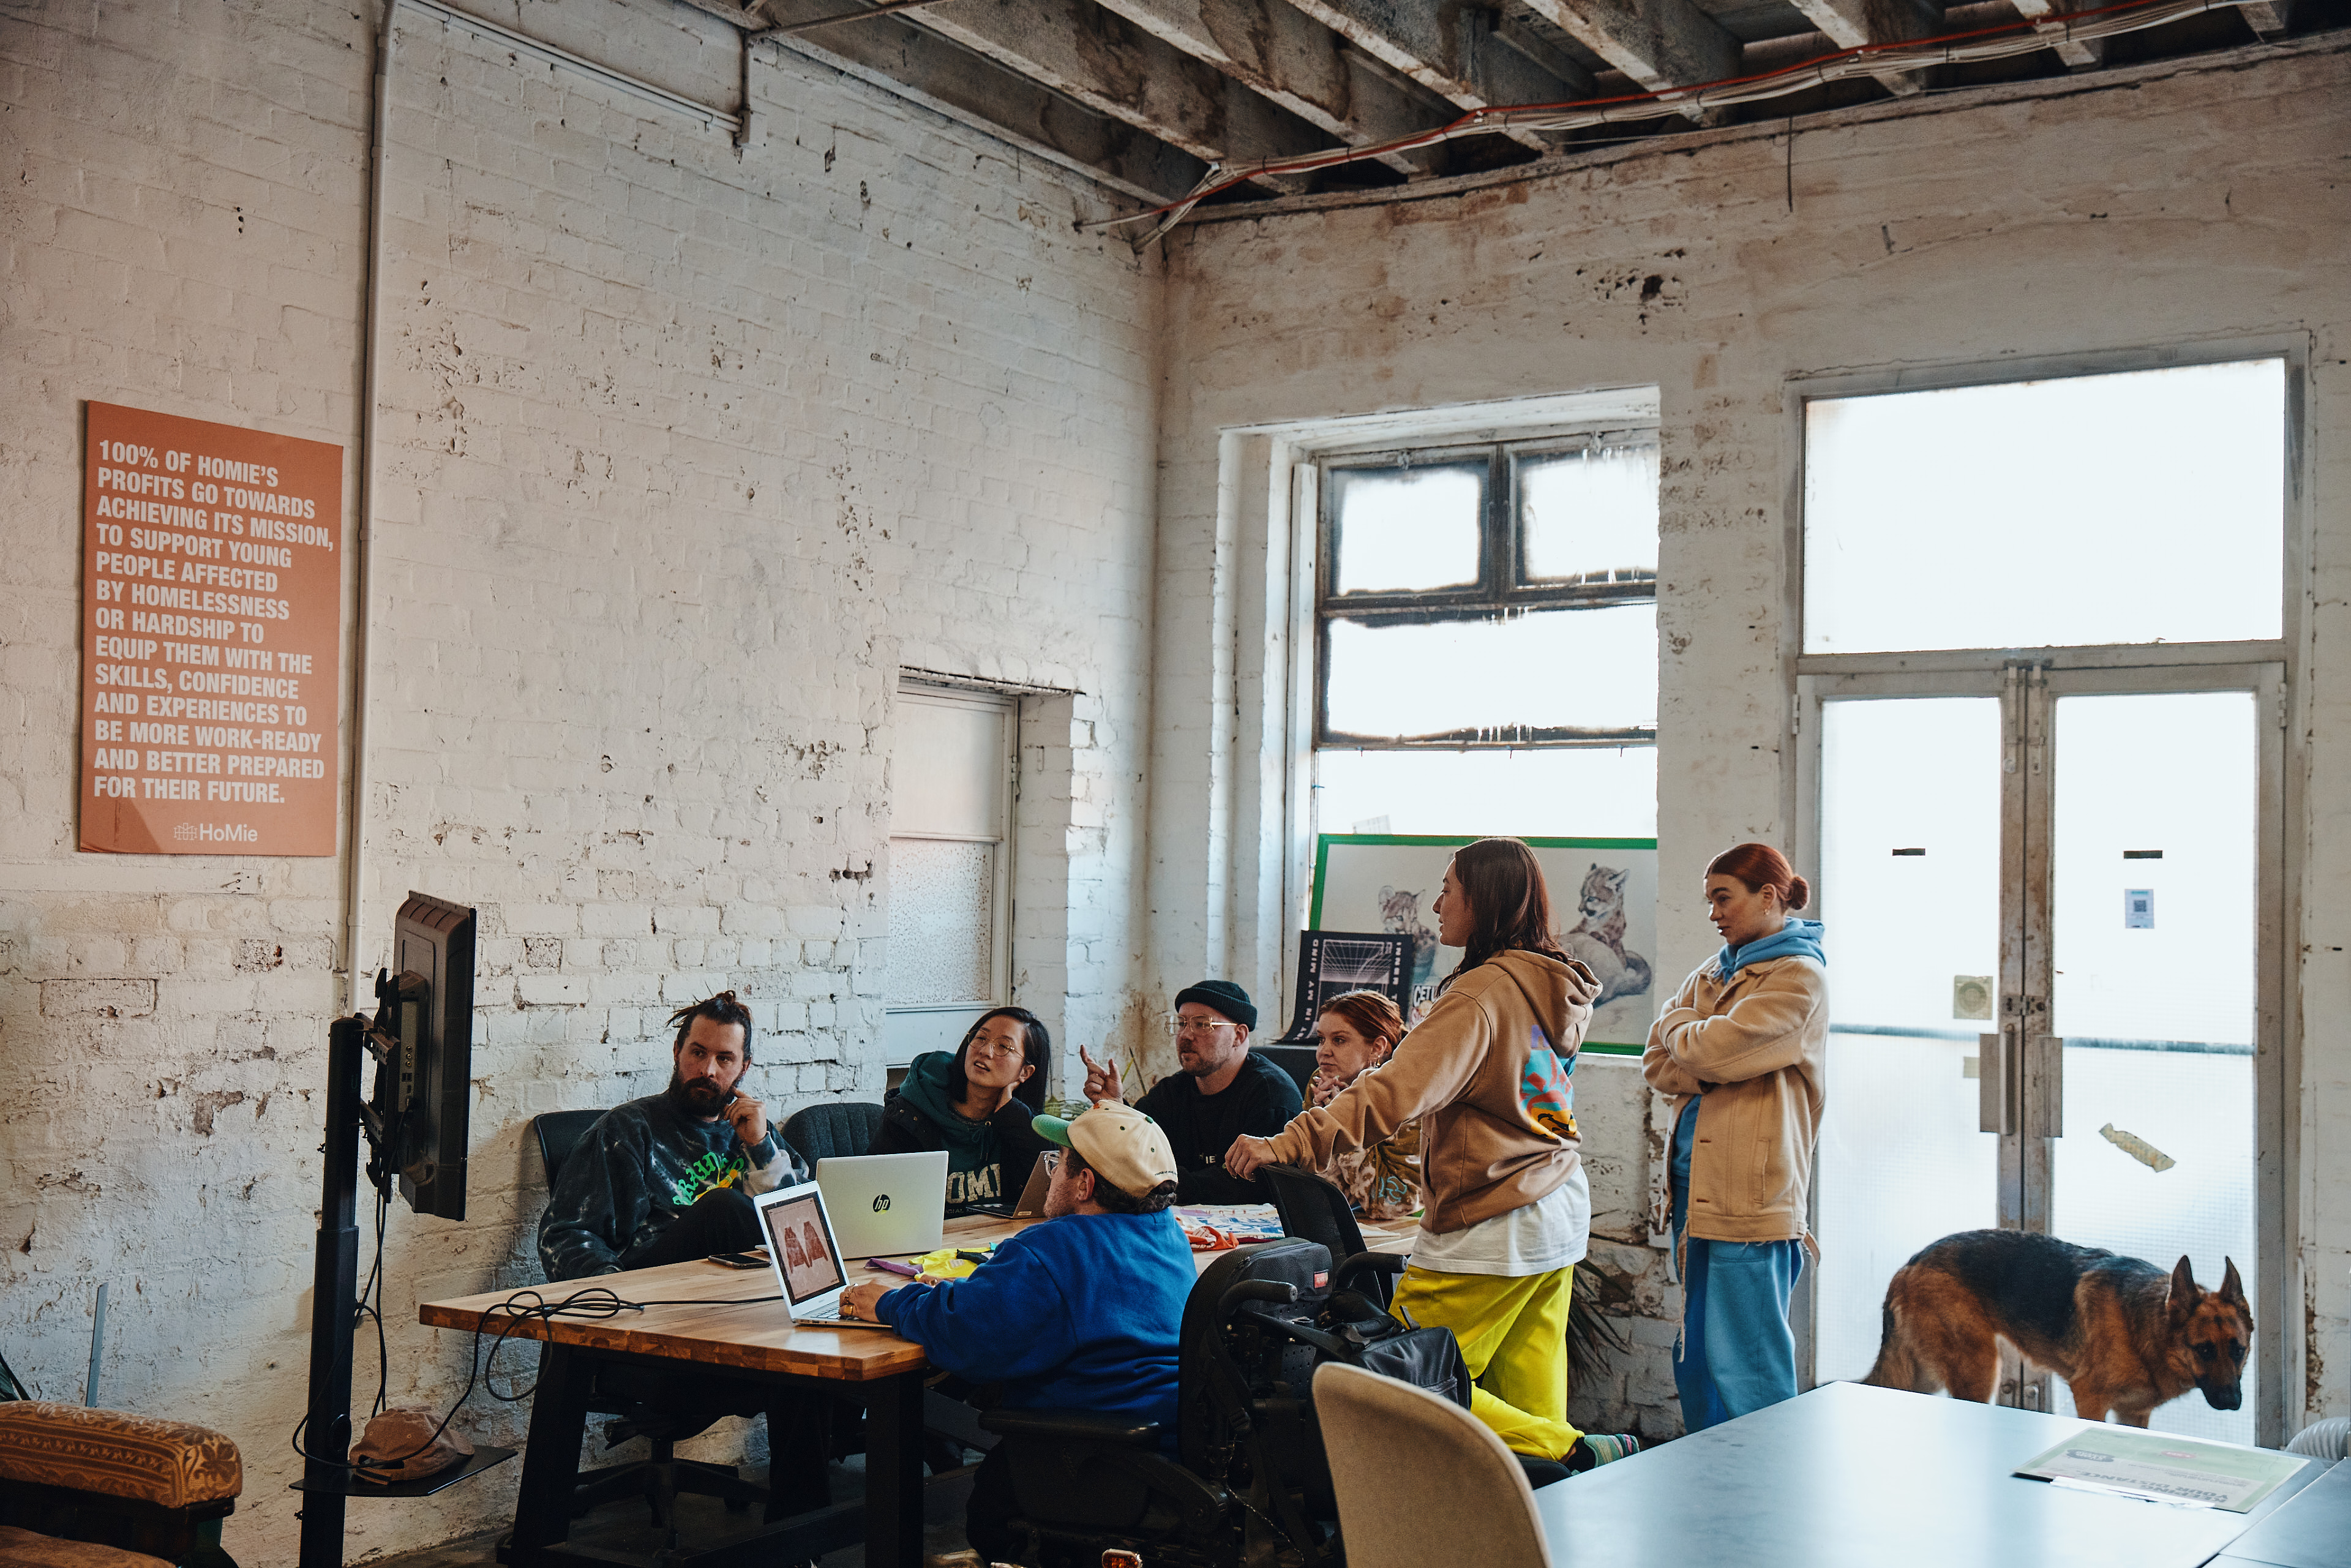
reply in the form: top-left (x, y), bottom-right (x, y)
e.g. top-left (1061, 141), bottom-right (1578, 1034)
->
top-left (1178, 1043), bottom-right (1230, 1077)
top-left (669, 1066), bottom-right (730, 1117)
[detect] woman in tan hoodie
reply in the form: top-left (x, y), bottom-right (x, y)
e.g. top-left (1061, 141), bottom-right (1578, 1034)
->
top-left (1228, 838), bottom-right (1641, 1470)
top-left (1643, 841), bottom-right (1827, 1433)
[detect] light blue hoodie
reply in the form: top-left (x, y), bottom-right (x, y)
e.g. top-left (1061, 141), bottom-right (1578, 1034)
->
top-left (1714, 917), bottom-right (1826, 982)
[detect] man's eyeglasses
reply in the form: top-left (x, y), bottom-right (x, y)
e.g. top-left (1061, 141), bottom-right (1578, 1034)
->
top-left (1165, 1015), bottom-right (1240, 1040)
top-left (1041, 1150), bottom-right (1062, 1176)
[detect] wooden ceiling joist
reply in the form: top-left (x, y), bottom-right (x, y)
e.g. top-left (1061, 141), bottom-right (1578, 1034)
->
top-left (1518, 0), bottom-right (1742, 119)
top-left (1785, 0), bottom-right (1946, 91)
top-left (894, 0), bottom-right (1341, 190)
top-left (1082, 0), bottom-right (1452, 173)
top-left (1283, 0), bottom-right (1595, 146)
top-left (757, 0), bottom-right (1212, 200)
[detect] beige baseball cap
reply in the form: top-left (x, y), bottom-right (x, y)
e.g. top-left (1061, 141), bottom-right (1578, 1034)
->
top-left (1032, 1103), bottom-right (1179, 1199)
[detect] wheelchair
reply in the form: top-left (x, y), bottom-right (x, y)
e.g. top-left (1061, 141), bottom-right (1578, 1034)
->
top-left (980, 1237), bottom-right (1527, 1568)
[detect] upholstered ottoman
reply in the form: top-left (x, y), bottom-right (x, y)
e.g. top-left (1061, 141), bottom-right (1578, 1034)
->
top-left (0, 1404), bottom-right (239, 1567)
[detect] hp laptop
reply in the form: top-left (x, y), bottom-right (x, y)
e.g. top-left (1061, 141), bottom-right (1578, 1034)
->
top-left (814, 1151), bottom-right (949, 1259)
top-left (751, 1181), bottom-right (891, 1329)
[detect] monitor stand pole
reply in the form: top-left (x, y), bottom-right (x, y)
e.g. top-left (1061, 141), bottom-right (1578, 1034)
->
top-left (299, 1016), bottom-right (366, 1568)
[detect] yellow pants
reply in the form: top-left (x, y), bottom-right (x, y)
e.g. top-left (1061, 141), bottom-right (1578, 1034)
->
top-left (1389, 1262), bottom-right (1583, 1460)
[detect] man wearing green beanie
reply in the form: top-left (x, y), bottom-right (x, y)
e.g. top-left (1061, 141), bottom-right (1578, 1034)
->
top-left (1079, 978), bottom-right (1302, 1203)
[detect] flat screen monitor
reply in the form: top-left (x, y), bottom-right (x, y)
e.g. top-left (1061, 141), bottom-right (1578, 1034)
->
top-left (380, 892), bottom-right (476, 1220)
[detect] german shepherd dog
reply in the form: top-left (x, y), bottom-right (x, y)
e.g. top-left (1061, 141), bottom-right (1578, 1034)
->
top-left (1864, 1229), bottom-right (2252, 1426)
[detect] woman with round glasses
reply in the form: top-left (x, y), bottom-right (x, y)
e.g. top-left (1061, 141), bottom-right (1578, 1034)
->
top-left (870, 1006), bottom-right (1052, 1214)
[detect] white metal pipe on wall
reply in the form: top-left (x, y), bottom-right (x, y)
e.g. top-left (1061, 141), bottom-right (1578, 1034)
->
top-left (337, 0), bottom-right (744, 1005)
top-left (339, 5), bottom-right (394, 1012)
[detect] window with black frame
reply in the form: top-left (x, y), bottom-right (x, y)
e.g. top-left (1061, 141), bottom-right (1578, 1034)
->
top-left (1313, 433), bottom-right (1660, 839)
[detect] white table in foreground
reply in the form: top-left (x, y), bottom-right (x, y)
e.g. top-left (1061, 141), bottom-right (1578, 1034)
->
top-left (1532, 1383), bottom-right (2322, 1568)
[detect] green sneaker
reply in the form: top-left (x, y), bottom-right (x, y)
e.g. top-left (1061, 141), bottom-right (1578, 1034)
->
top-left (1568, 1432), bottom-right (1641, 1472)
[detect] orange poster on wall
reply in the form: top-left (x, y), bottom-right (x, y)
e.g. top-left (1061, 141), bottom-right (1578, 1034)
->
top-left (80, 402), bottom-right (343, 855)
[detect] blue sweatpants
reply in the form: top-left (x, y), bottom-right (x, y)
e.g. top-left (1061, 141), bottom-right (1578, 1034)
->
top-left (1670, 1176), bottom-right (1804, 1432)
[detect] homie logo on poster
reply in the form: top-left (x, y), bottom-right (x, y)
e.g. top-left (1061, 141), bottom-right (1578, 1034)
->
top-left (78, 402), bottom-right (342, 857)
top-left (173, 822), bottom-right (259, 844)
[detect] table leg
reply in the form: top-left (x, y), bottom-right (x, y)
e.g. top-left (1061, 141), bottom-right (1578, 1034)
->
top-left (765, 1384), bottom-right (834, 1521)
top-left (506, 1343), bottom-right (590, 1566)
top-left (862, 1372), bottom-right (926, 1568)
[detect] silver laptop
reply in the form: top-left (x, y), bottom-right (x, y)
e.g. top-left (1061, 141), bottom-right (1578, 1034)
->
top-left (814, 1151), bottom-right (949, 1259)
top-left (751, 1181), bottom-right (892, 1329)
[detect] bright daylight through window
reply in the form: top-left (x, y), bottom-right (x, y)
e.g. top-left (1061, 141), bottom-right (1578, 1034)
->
top-left (1804, 358), bottom-right (2286, 654)
top-left (1314, 437), bottom-right (1660, 839)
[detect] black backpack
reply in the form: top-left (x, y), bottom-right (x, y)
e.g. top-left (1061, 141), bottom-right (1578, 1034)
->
top-left (1184, 1241), bottom-right (1471, 1566)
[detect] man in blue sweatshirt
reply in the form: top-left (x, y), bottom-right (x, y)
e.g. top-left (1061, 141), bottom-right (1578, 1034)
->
top-left (836, 1103), bottom-right (1193, 1563)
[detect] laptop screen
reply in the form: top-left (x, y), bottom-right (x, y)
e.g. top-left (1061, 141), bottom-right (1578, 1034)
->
top-left (756, 1184), bottom-right (847, 1308)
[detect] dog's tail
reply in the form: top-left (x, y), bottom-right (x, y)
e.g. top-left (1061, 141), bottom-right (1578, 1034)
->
top-left (1862, 1279), bottom-right (1920, 1391)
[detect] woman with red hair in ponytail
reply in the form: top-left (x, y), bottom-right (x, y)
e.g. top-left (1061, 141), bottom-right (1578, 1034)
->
top-left (1642, 842), bottom-right (1827, 1433)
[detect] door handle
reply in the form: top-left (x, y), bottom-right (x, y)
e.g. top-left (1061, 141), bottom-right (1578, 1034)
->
top-left (2025, 1034), bottom-right (2064, 1140)
top-left (1978, 1027), bottom-right (2017, 1136)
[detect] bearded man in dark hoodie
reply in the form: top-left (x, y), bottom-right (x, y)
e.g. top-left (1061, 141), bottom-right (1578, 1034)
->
top-left (868, 1007), bottom-right (1051, 1212)
top-left (539, 991), bottom-right (809, 1281)
top-left (536, 994), bottom-right (834, 1518)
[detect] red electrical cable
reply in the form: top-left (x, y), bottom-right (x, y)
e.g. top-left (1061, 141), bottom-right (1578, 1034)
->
top-left (1094, 0), bottom-right (2265, 231)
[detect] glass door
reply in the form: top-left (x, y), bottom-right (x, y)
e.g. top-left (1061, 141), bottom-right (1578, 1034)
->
top-left (2037, 685), bottom-right (2265, 1443)
top-left (1811, 694), bottom-right (2004, 1384)
top-left (1803, 665), bottom-right (2279, 1441)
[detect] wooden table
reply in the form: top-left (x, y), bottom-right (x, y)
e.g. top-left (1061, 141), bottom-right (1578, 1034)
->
top-left (422, 1212), bottom-right (1404, 1568)
top-left (1532, 1382), bottom-right (2326, 1568)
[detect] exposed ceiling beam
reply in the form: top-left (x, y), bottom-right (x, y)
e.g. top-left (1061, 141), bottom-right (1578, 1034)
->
top-left (893, 0), bottom-right (1338, 191)
top-left (1492, 12), bottom-right (1603, 90)
top-left (1082, 0), bottom-right (1450, 174)
top-left (1281, 0), bottom-right (1595, 149)
top-left (749, 0), bottom-right (1209, 202)
top-left (1517, 0), bottom-right (1741, 120)
top-left (2239, 0), bottom-right (2291, 33)
top-left (1785, 0), bottom-right (1944, 93)
top-left (2007, 0), bottom-right (2104, 65)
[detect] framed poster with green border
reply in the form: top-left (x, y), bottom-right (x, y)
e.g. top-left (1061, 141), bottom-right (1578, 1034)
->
top-left (1308, 833), bottom-right (1660, 1054)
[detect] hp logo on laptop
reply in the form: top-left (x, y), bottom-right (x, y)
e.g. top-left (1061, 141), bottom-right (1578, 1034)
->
top-left (873, 1194), bottom-right (891, 1212)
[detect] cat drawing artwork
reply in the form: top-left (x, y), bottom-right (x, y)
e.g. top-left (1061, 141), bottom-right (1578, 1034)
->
top-left (1379, 884), bottom-right (1441, 1015)
top-left (1562, 863), bottom-right (1653, 1008)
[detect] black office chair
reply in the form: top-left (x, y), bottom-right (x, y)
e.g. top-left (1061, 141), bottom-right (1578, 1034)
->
top-left (530, 1110), bottom-right (785, 1536)
top-left (531, 1108), bottom-right (606, 1193)
top-left (779, 1101), bottom-right (885, 1168)
top-left (1254, 1044), bottom-right (1321, 1104)
top-left (1259, 1164), bottom-right (1406, 1311)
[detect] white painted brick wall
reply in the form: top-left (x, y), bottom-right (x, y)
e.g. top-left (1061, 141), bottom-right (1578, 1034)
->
top-left (1152, 44), bottom-right (2351, 1441)
top-left (0, 0), bottom-right (1158, 1558)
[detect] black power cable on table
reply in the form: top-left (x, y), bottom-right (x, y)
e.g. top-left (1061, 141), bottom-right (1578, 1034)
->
top-left (289, 1285), bottom-right (786, 1476)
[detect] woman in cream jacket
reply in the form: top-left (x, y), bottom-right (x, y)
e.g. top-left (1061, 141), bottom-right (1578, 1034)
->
top-left (1643, 841), bottom-right (1828, 1433)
